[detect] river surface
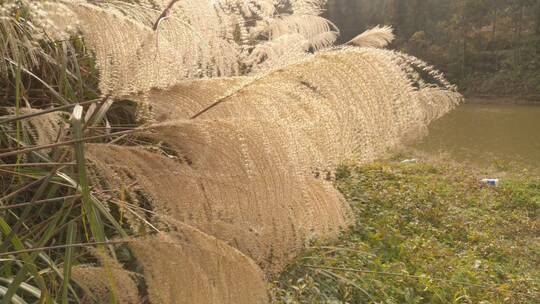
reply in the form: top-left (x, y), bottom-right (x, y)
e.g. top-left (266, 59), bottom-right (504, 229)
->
top-left (413, 102), bottom-right (540, 171)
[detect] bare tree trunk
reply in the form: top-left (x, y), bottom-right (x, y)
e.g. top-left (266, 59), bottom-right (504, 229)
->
top-left (536, 1), bottom-right (540, 35)
top-left (534, 1), bottom-right (540, 55)
top-left (491, 1), bottom-right (498, 68)
top-left (514, 3), bottom-right (525, 67)
top-left (411, 0), bottom-right (423, 32)
top-left (461, 2), bottom-right (468, 78)
top-left (492, 6), bottom-right (497, 44)
top-left (462, 29), bottom-right (467, 77)
top-left (391, 0), bottom-right (406, 36)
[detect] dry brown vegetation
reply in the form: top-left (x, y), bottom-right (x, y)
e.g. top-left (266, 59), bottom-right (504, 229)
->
top-left (0, 1), bottom-right (461, 303)
top-left (86, 48), bottom-right (460, 302)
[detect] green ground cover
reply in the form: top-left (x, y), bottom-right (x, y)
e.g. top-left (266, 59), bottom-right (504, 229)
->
top-left (272, 161), bottom-right (540, 303)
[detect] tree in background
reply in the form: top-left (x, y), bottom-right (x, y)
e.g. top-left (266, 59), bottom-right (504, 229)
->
top-left (326, 0), bottom-right (540, 98)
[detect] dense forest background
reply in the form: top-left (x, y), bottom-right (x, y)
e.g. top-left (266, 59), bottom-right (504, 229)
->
top-left (326, 0), bottom-right (540, 99)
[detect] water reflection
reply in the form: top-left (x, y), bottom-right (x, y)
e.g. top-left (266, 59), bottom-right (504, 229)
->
top-left (414, 102), bottom-right (540, 171)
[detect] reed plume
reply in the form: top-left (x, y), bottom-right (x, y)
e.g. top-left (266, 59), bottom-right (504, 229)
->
top-left (87, 48), bottom-right (461, 303)
top-left (0, 1), bottom-right (462, 303)
top-left (347, 25), bottom-right (396, 48)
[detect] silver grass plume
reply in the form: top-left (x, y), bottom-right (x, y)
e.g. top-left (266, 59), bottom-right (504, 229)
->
top-left (347, 25), bottom-right (396, 48)
top-left (88, 49), bottom-right (462, 295)
top-left (28, 0), bottom-right (341, 97)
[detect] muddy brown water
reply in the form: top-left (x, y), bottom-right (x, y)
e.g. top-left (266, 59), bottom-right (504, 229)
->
top-left (413, 102), bottom-right (540, 171)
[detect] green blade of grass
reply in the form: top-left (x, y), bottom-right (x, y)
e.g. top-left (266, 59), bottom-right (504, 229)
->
top-left (14, 56), bottom-right (22, 166)
top-left (0, 159), bottom-right (72, 254)
top-left (0, 286), bottom-right (27, 304)
top-left (0, 218), bottom-right (51, 304)
top-left (71, 104), bottom-right (118, 304)
top-left (4, 57), bottom-right (71, 105)
top-left (0, 278), bottom-right (41, 299)
top-left (0, 192), bottom-right (70, 304)
top-left (71, 104), bottom-right (104, 240)
top-left (61, 222), bottom-right (77, 304)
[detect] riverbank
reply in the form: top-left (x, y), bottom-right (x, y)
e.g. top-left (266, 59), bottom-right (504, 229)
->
top-left (271, 160), bottom-right (540, 303)
top-left (465, 96), bottom-right (540, 105)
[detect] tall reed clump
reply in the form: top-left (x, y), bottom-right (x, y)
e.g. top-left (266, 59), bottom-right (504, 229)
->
top-left (1, 1), bottom-right (462, 303)
top-left (0, 3), bottom-right (138, 303)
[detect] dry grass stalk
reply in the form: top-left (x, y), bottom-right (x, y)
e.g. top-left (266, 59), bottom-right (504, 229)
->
top-left (72, 265), bottom-right (140, 304)
top-left (34, 0), bottom-right (341, 98)
top-left (346, 25), bottom-right (396, 48)
top-left (86, 48), bottom-right (461, 298)
top-left (130, 223), bottom-right (268, 304)
top-left (1, 2), bottom-right (462, 302)
top-left (7, 107), bottom-right (66, 147)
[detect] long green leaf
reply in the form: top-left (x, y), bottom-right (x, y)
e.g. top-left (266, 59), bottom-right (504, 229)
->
top-left (0, 278), bottom-right (41, 299)
top-left (0, 286), bottom-right (27, 304)
top-left (4, 57), bottom-right (71, 105)
top-left (14, 57), bottom-right (22, 166)
top-left (0, 218), bottom-right (51, 304)
top-left (71, 105), bottom-right (104, 242)
top-left (61, 222), bottom-right (77, 304)
top-left (71, 105), bottom-right (118, 304)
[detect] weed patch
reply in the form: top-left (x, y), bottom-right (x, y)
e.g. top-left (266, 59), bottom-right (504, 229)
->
top-left (272, 161), bottom-right (540, 303)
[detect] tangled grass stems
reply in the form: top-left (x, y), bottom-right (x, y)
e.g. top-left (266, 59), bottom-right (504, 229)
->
top-left (0, 99), bottom-right (100, 125)
top-left (0, 195), bottom-right (81, 211)
top-left (0, 5), bottom-right (134, 302)
top-left (301, 264), bottom-right (540, 299)
top-left (0, 128), bottom-right (146, 158)
top-left (0, 240), bottom-right (131, 258)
